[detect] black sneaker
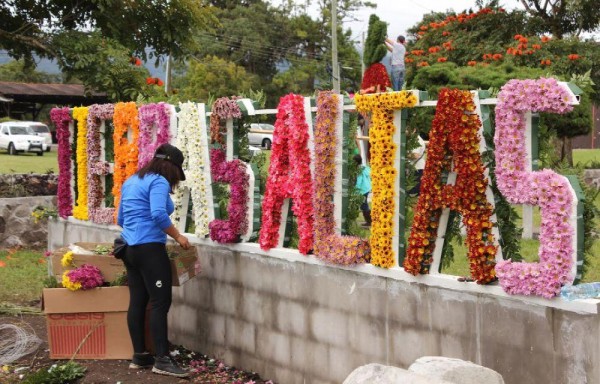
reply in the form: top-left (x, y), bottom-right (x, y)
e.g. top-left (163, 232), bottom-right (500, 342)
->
top-left (129, 352), bottom-right (154, 369)
top-left (152, 355), bottom-right (189, 378)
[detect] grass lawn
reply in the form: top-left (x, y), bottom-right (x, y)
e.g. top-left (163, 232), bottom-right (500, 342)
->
top-left (0, 149), bottom-right (58, 174)
top-left (0, 248), bottom-right (48, 305)
top-left (440, 237), bottom-right (600, 283)
top-left (0, 147), bottom-right (594, 176)
top-left (573, 148), bottom-right (600, 167)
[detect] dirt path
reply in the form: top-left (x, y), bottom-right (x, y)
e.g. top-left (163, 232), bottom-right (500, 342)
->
top-left (0, 314), bottom-right (272, 384)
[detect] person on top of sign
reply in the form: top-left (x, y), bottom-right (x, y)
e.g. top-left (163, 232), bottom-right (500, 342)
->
top-left (117, 143), bottom-right (191, 378)
top-left (385, 35), bottom-right (407, 91)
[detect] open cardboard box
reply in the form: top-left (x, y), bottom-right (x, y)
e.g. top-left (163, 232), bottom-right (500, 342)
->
top-left (43, 286), bottom-right (132, 360)
top-left (51, 243), bottom-right (125, 283)
top-left (53, 242), bottom-right (200, 286)
top-left (167, 244), bottom-right (201, 286)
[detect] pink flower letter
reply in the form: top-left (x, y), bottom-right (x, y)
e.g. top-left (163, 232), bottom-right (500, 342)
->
top-left (259, 94), bottom-right (314, 254)
top-left (312, 91), bottom-right (370, 264)
top-left (494, 78), bottom-right (576, 298)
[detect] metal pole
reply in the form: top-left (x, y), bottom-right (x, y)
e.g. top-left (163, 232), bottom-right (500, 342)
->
top-left (592, 105), bottom-right (596, 149)
top-left (331, 0), bottom-right (340, 93)
top-left (361, 31), bottom-right (366, 76)
top-left (165, 54), bottom-right (172, 94)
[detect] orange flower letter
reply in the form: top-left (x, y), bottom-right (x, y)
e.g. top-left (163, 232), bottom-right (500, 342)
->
top-left (112, 102), bottom-right (140, 220)
top-left (403, 89), bottom-right (497, 283)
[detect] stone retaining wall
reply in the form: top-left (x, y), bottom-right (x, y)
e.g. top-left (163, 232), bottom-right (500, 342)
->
top-left (583, 169), bottom-right (600, 189)
top-left (0, 173), bottom-right (58, 197)
top-left (0, 196), bottom-right (56, 248)
top-left (48, 219), bottom-right (600, 384)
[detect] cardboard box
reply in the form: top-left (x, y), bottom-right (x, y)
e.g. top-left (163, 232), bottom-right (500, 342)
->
top-left (51, 243), bottom-right (126, 283)
top-left (43, 286), bottom-right (132, 360)
top-left (168, 245), bottom-right (201, 286)
top-left (52, 242), bottom-right (199, 286)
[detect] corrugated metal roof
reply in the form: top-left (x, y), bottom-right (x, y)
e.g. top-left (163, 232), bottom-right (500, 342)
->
top-left (0, 81), bottom-right (104, 97)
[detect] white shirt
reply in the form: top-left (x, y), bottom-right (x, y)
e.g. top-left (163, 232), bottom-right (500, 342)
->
top-left (391, 41), bottom-right (406, 67)
top-left (412, 136), bottom-right (427, 170)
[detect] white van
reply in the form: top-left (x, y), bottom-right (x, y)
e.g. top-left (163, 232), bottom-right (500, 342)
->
top-left (0, 122), bottom-right (48, 156)
top-left (24, 122), bottom-right (53, 151)
top-left (248, 123), bottom-right (274, 150)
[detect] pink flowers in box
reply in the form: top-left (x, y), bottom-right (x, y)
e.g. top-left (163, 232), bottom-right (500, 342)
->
top-left (62, 264), bottom-right (104, 291)
top-left (494, 78), bottom-right (576, 298)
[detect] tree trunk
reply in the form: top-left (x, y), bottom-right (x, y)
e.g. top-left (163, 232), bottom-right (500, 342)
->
top-left (557, 136), bottom-right (574, 166)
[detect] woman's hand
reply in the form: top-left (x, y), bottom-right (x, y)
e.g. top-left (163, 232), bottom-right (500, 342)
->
top-left (177, 234), bottom-right (191, 250)
top-left (164, 224), bottom-right (192, 249)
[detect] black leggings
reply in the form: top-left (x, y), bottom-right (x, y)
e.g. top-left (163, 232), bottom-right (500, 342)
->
top-left (123, 242), bottom-right (172, 357)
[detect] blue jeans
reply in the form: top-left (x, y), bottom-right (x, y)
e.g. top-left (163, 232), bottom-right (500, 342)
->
top-left (391, 66), bottom-right (405, 91)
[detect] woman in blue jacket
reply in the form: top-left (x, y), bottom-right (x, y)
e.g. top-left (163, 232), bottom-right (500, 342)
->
top-left (117, 143), bottom-right (190, 378)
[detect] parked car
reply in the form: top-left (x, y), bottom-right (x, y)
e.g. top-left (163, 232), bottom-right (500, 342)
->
top-left (0, 122), bottom-right (48, 156)
top-left (24, 122), bottom-right (53, 151)
top-left (248, 123), bottom-right (274, 150)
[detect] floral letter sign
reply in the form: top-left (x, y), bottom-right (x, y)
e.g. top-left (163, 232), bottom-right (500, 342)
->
top-left (50, 107), bottom-right (73, 219)
top-left (354, 91), bottom-right (417, 267)
top-left (172, 102), bottom-right (212, 237)
top-left (86, 104), bottom-right (115, 224)
top-left (494, 78), bottom-right (576, 298)
top-left (112, 102), bottom-right (139, 220)
top-left (259, 94), bottom-right (315, 254)
top-left (209, 97), bottom-right (250, 243)
top-left (313, 91), bottom-right (370, 264)
top-left (72, 107), bottom-right (89, 220)
top-left (403, 89), bottom-right (497, 284)
top-left (137, 103), bottom-right (172, 169)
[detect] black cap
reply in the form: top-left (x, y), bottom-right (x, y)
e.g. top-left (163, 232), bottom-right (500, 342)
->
top-left (154, 143), bottom-right (186, 181)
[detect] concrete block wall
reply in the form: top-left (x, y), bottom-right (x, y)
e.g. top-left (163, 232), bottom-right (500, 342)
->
top-left (48, 219), bottom-right (600, 384)
top-left (170, 247), bottom-right (600, 384)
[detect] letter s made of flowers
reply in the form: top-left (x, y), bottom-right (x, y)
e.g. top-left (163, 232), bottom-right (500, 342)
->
top-left (494, 78), bottom-right (576, 298)
top-left (209, 97), bottom-right (250, 244)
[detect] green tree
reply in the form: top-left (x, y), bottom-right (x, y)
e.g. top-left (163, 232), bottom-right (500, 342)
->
top-left (270, 0), bottom-right (368, 97)
top-left (0, 0), bottom-right (217, 65)
top-left (518, 0), bottom-right (600, 38)
top-left (404, 4), bottom-right (598, 165)
top-left (51, 31), bottom-right (151, 101)
top-left (0, 60), bottom-right (62, 83)
top-left (176, 56), bottom-right (259, 103)
top-left (0, 0), bottom-right (217, 99)
top-left (192, 1), bottom-right (290, 102)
